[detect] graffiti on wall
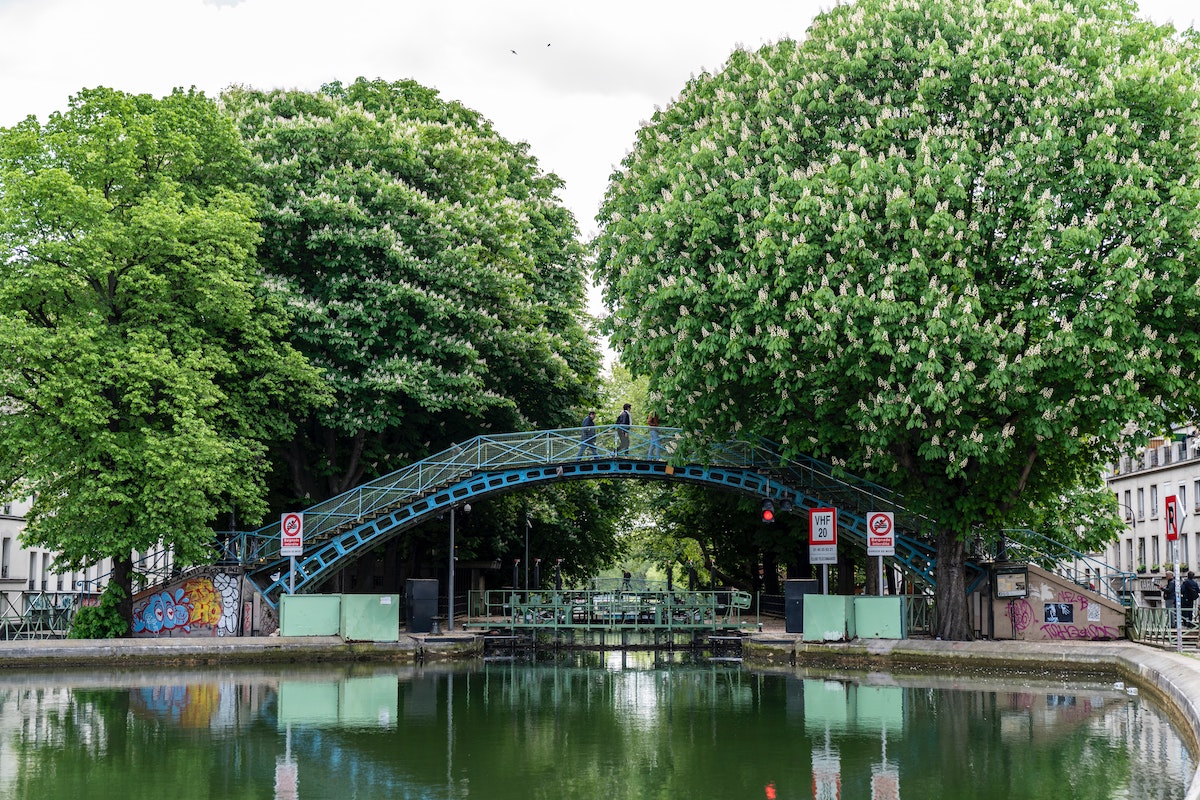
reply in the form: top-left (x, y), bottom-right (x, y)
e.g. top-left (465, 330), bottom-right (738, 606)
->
top-left (132, 573), bottom-right (241, 637)
top-left (1004, 589), bottom-right (1120, 641)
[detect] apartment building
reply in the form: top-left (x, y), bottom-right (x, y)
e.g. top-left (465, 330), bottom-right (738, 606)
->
top-left (1105, 428), bottom-right (1200, 576)
top-left (0, 500), bottom-right (115, 621)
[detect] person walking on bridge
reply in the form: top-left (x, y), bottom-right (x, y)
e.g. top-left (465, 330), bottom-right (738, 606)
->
top-left (615, 403), bottom-right (632, 455)
top-left (578, 410), bottom-right (598, 459)
top-left (647, 411), bottom-right (662, 459)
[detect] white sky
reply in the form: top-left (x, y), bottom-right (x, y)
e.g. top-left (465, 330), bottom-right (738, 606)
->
top-left (3, 0), bottom-right (1196, 243)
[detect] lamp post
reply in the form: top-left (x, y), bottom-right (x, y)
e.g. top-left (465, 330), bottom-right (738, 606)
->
top-left (449, 503), bottom-right (470, 632)
top-left (524, 511), bottom-right (532, 590)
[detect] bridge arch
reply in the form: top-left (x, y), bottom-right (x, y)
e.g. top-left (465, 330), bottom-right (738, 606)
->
top-left (235, 426), bottom-right (955, 607)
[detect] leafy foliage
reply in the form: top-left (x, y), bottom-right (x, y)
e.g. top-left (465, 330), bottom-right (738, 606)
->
top-left (0, 88), bottom-right (327, 606)
top-left (593, 0), bottom-right (1200, 638)
top-left (68, 584), bottom-right (128, 639)
top-left (223, 78), bottom-right (601, 501)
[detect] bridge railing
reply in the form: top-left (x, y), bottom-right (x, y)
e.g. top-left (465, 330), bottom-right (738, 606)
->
top-left (234, 426), bottom-right (937, 569)
top-left (466, 588), bottom-right (752, 631)
top-left (988, 528), bottom-right (1135, 607)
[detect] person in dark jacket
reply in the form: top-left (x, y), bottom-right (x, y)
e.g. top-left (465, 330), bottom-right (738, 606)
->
top-left (1182, 571), bottom-right (1200, 626)
top-left (1162, 571), bottom-right (1178, 623)
top-left (577, 411), bottom-right (598, 458)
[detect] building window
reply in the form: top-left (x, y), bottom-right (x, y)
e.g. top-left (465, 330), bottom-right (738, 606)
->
top-left (1127, 540), bottom-right (1134, 571)
top-left (1139, 538), bottom-right (1147, 568)
top-left (1151, 485), bottom-right (1159, 518)
top-left (1153, 537), bottom-right (1162, 569)
top-left (1138, 488), bottom-right (1146, 520)
top-left (1, 537), bottom-right (8, 579)
top-left (1124, 490), bottom-right (1133, 519)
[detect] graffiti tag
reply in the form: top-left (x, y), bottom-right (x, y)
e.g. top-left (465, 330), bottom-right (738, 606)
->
top-left (1040, 623), bottom-right (1120, 640)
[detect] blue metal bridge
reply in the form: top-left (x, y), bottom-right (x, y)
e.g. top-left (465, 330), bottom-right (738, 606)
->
top-left (230, 424), bottom-right (963, 609)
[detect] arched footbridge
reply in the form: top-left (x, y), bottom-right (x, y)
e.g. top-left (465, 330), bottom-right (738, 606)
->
top-left (228, 425), bottom-right (975, 609)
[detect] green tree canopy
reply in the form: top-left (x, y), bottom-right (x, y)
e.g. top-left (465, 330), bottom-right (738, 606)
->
top-left (593, 0), bottom-right (1200, 638)
top-left (0, 87), bottom-right (328, 627)
top-left (223, 78), bottom-right (601, 502)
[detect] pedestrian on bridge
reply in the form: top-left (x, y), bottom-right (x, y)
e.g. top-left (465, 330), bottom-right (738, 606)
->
top-left (578, 410), bottom-right (598, 458)
top-left (615, 403), bottom-right (632, 455)
top-left (647, 411), bottom-right (662, 459)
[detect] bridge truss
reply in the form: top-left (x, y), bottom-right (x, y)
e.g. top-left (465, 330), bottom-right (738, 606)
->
top-left (230, 425), bottom-right (969, 608)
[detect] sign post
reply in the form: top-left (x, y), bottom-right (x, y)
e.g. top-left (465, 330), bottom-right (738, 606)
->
top-left (1166, 495), bottom-right (1182, 651)
top-left (281, 512), bottom-right (304, 595)
top-left (867, 512), bottom-right (896, 597)
top-left (809, 508), bottom-right (838, 594)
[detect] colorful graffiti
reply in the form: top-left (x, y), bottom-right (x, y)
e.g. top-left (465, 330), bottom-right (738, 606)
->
top-left (132, 573), bottom-right (241, 637)
top-left (132, 587), bottom-right (194, 634)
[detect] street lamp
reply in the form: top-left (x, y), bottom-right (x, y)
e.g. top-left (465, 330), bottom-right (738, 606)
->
top-left (449, 503), bottom-right (470, 632)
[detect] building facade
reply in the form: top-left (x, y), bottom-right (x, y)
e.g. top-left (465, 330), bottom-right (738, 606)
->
top-left (1104, 429), bottom-right (1199, 577)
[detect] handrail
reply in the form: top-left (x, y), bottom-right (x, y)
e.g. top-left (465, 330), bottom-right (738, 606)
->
top-left (993, 528), bottom-right (1135, 607)
top-left (234, 426), bottom-right (954, 603)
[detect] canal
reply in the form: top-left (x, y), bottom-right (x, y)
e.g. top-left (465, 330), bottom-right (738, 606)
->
top-left (0, 652), bottom-right (1190, 799)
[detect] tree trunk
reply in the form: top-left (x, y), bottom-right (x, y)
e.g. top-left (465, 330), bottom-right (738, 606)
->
top-left (112, 553), bottom-right (133, 638)
top-left (933, 529), bottom-right (974, 640)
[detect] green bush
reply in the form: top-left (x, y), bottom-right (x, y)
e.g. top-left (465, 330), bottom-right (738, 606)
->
top-left (68, 584), bottom-right (128, 639)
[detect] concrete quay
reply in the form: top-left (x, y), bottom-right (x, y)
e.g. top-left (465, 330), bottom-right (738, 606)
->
top-left (0, 632), bottom-right (1196, 798)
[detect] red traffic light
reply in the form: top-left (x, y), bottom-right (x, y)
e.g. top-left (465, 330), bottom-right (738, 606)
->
top-left (761, 499), bottom-right (775, 523)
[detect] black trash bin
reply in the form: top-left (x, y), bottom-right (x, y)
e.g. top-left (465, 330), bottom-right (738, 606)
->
top-left (406, 578), bottom-right (438, 633)
top-left (785, 579), bottom-right (820, 633)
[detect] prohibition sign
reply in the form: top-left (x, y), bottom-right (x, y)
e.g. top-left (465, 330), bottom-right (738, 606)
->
top-left (867, 511), bottom-right (895, 557)
top-left (281, 512), bottom-right (304, 556)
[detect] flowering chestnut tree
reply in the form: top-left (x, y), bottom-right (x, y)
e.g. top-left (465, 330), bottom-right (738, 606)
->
top-left (594, 0), bottom-right (1200, 639)
top-left (224, 79), bottom-right (599, 500)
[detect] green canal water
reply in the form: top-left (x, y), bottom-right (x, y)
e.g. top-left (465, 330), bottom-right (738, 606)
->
top-left (0, 652), bottom-right (1190, 799)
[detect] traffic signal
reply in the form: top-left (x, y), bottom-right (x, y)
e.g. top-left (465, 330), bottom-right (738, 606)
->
top-left (761, 498), bottom-right (775, 523)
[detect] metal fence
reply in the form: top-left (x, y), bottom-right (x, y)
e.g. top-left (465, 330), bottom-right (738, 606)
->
top-left (0, 591), bottom-right (83, 640)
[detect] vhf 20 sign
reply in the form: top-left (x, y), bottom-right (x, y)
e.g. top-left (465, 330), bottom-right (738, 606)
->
top-left (809, 508), bottom-right (838, 565)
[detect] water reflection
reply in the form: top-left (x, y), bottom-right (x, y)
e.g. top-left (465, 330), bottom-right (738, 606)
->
top-left (0, 655), bottom-right (1190, 800)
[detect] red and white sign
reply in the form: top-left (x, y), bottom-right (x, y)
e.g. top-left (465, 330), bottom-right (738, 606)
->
top-left (867, 512), bottom-right (895, 557)
top-left (810, 507), bottom-right (838, 565)
top-left (281, 512), bottom-right (304, 556)
top-left (1166, 495), bottom-right (1179, 542)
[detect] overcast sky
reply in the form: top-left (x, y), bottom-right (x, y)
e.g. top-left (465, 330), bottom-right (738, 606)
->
top-left (3, 0), bottom-right (1197, 243)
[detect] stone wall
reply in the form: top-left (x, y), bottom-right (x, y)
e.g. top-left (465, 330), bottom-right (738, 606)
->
top-left (985, 563), bottom-right (1125, 642)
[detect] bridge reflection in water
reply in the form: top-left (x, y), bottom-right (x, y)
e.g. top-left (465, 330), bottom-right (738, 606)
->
top-left (0, 657), bottom-right (1189, 799)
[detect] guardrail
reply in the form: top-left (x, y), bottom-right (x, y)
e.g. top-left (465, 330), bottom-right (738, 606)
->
top-left (466, 588), bottom-right (753, 632)
top-left (988, 529), bottom-right (1135, 607)
top-left (0, 591), bottom-right (85, 640)
top-left (1129, 605), bottom-right (1199, 651)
